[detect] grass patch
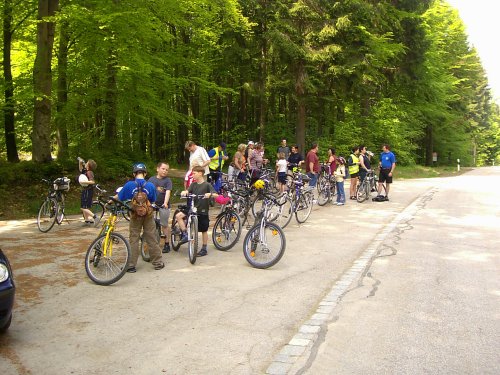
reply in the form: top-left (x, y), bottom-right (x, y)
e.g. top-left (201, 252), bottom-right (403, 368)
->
top-left (396, 165), bottom-right (472, 179)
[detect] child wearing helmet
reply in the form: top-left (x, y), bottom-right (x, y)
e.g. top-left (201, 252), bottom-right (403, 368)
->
top-left (116, 163), bottom-right (165, 272)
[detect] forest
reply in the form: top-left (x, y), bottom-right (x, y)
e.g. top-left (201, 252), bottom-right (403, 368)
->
top-left (1, 0), bottom-right (499, 176)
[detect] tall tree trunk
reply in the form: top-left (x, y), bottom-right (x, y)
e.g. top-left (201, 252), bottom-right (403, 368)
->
top-left (295, 60), bottom-right (306, 152)
top-left (104, 51), bottom-right (118, 143)
top-left (258, 38), bottom-right (267, 142)
top-left (32, 0), bottom-right (59, 162)
top-left (55, 19), bottom-right (69, 160)
top-left (424, 124), bottom-right (433, 166)
top-left (3, 0), bottom-right (19, 162)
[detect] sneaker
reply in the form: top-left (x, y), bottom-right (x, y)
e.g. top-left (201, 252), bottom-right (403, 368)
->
top-left (93, 214), bottom-right (101, 227)
top-left (126, 266), bottom-right (137, 273)
top-left (180, 232), bottom-right (188, 243)
top-left (162, 243), bottom-right (171, 253)
top-left (336, 202), bottom-right (344, 206)
top-left (312, 199), bottom-right (318, 205)
top-left (383, 196), bottom-right (389, 201)
top-left (197, 248), bottom-right (207, 257)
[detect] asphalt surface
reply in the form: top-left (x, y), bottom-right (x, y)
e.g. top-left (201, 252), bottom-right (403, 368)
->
top-left (0, 168), bottom-right (498, 374)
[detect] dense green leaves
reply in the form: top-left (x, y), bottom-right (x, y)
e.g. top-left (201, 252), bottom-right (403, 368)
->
top-left (0, 0), bottom-right (498, 167)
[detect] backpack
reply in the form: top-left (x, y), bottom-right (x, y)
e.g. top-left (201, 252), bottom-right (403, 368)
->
top-left (131, 181), bottom-right (153, 217)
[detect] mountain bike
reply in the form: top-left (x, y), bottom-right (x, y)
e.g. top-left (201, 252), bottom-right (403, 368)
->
top-left (356, 170), bottom-right (382, 202)
top-left (84, 197), bottom-right (131, 286)
top-left (317, 163), bottom-right (336, 206)
top-left (91, 185), bottom-right (131, 226)
top-left (140, 204), bottom-right (164, 262)
top-left (37, 177), bottom-right (71, 233)
top-left (243, 191), bottom-right (286, 269)
top-left (170, 193), bottom-right (207, 265)
top-left (212, 191), bottom-right (243, 251)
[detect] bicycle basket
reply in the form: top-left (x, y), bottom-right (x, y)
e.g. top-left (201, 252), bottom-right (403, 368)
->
top-left (54, 177), bottom-right (71, 191)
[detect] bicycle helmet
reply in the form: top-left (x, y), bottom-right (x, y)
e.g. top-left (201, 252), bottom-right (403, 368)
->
top-left (338, 157), bottom-right (346, 164)
top-left (253, 179), bottom-right (265, 190)
top-left (133, 162), bottom-right (147, 174)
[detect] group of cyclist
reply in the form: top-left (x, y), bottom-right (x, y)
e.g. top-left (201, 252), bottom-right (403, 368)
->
top-left (78, 139), bottom-right (396, 273)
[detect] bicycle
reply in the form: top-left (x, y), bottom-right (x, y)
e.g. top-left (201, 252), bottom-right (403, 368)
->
top-left (243, 190), bottom-right (286, 269)
top-left (170, 193), bottom-right (208, 264)
top-left (212, 191), bottom-right (243, 251)
top-left (140, 204), bottom-right (165, 262)
top-left (90, 185), bottom-right (131, 227)
top-left (274, 167), bottom-right (314, 229)
top-left (317, 163), bottom-right (336, 206)
top-left (356, 170), bottom-right (384, 202)
top-left (37, 177), bottom-right (71, 233)
top-left (84, 197), bottom-right (131, 286)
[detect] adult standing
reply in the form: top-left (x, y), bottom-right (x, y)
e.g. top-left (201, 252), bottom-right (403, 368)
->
top-left (375, 144), bottom-right (396, 201)
top-left (305, 143), bottom-right (320, 187)
top-left (248, 142), bottom-right (266, 184)
top-left (348, 146), bottom-right (360, 200)
top-left (184, 140), bottom-right (210, 188)
top-left (244, 141), bottom-right (254, 160)
top-left (326, 148), bottom-right (337, 175)
top-left (148, 162), bottom-right (173, 253)
top-left (276, 139), bottom-right (291, 160)
top-left (287, 145), bottom-right (304, 171)
top-left (228, 143), bottom-right (246, 182)
top-left (358, 145), bottom-right (372, 183)
top-left (118, 163), bottom-right (164, 273)
top-left (207, 141), bottom-right (229, 189)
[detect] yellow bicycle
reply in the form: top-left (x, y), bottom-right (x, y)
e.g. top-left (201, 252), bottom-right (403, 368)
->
top-left (85, 197), bottom-right (131, 285)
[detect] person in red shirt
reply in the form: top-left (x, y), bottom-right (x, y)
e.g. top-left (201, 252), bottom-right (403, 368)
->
top-left (305, 143), bottom-right (320, 187)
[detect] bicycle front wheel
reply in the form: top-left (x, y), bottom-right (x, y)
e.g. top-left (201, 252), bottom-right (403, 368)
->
top-left (317, 178), bottom-right (331, 206)
top-left (356, 180), bottom-right (368, 202)
top-left (295, 191), bottom-right (314, 223)
top-left (275, 194), bottom-right (293, 229)
top-left (243, 222), bottom-right (286, 269)
top-left (85, 232), bottom-right (131, 286)
top-left (37, 198), bottom-right (58, 233)
top-left (212, 211), bottom-right (242, 251)
top-left (91, 201), bottom-right (105, 225)
top-left (171, 210), bottom-right (182, 251)
top-left (188, 216), bottom-right (198, 264)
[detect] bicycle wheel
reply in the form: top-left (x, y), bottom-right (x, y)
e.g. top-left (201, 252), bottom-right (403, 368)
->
top-left (122, 200), bottom-right (131, 221)
top-left (356, 180), bottom-right (368, 202)
top-left (188, 215), bottom-right (198, 264)
top-left (275, 194), bottom-right (293, 229)
top-left (295, 191), bottom-right (314, 223)
top-left (91, 201), bottom-right (105, 225)
top-left (317, 178), bottom-right (331, 206)
top-left (85, 232), bottom-right (131, 286)
top-left (316, 173), bottom-right (327, 195)
top-left (140, 225), bottom-right (161, 262)
top-left (243, 222), bottom-right (286, 269)
top-left (212, 210), bottom-right (242, 251)
top-left (171, 211), bottom-right (182, 251)
top-left (251, 195), bottom-right (265, 219)
top-left (37, 198), bottom-right (58, 233)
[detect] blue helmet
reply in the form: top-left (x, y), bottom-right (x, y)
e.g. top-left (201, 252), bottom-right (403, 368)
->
top-left (133, 162), bottom-right (147, 174)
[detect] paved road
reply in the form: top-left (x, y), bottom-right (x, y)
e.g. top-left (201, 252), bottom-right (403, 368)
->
top-left (0, 168), bottom-right (498, 374)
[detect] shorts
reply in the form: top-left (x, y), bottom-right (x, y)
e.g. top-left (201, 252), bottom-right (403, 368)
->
top-left (159, 207), bottom-right (171, 227)
top-left (349, 172), bottom-right (359, 179)
top-left (197, 214), bottom-right (210, 232)
top-left (277, 172), bottom-right (287, 184)
top-left (80, 189), bottom-right (93, 209)
top-left (379, 168), bottom-right (393, 184)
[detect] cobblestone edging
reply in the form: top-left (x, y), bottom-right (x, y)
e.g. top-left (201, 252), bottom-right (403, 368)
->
top-left (266, 188), bottom-right (438, 375)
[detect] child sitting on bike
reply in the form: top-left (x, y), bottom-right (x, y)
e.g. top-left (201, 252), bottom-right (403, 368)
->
top-left (176, 166), bottom-right (219, 257)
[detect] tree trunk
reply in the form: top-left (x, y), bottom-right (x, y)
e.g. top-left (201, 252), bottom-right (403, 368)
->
top-left (424, 124), bottom-right (433, 166)
top-left (104, 51), bottom-right (118, 142)
top-left (55, 19), bottom-right (69, 160)
top-left (32, 0), bottom-right (59, 163)
top-left (295, 60), bottom-right (306, 152)
top-left (3, 0), bottom-right (19, 162)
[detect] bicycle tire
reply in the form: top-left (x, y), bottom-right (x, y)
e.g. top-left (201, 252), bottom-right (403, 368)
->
top-left (171, 210), bottom-right (182, 251)
top-left (317, 178), bottom-right (331, 206)
top-left (85, 232), bottom-right (131, 286)
top-left (37, 198), bottom-right (58, 233)
top-left (188, 215), bottom-right (198, 264)
top-left (91, 201), bottom-right (105, 224)
top-left (243, 222), bottom-right (286, 269)
top-left (212, 210), bottom-right (242, 251)
top-left (55, 194), bottom-right (65, 224)
top-left (275, 194), bottom-right (293, 229)
top-left (140, 225), bottom-right (161, 262)
top-left (316, 173), bottom-right (327, 195)
top-left (356, 180), bottom-right (368, 202)
top-left (295, 191), bottom-right (314, 223)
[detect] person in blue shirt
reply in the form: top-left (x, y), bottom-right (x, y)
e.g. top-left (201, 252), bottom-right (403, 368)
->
top-left (376, 144), bottom-right (396, 201)
top-left (118, 163), bottom-right (164, 272)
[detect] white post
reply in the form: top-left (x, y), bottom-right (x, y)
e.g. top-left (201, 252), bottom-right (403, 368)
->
top-left (457, 158), bottom-right (460, 172)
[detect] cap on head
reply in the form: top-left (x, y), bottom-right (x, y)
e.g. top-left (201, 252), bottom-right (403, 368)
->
top-left (248, 141), bottom-right (254, 145)
top-left (219, 141), bottom-right (226, 151)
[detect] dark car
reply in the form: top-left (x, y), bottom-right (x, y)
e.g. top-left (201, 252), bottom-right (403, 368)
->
top-left (0, 249), bottom-right (15, 332)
